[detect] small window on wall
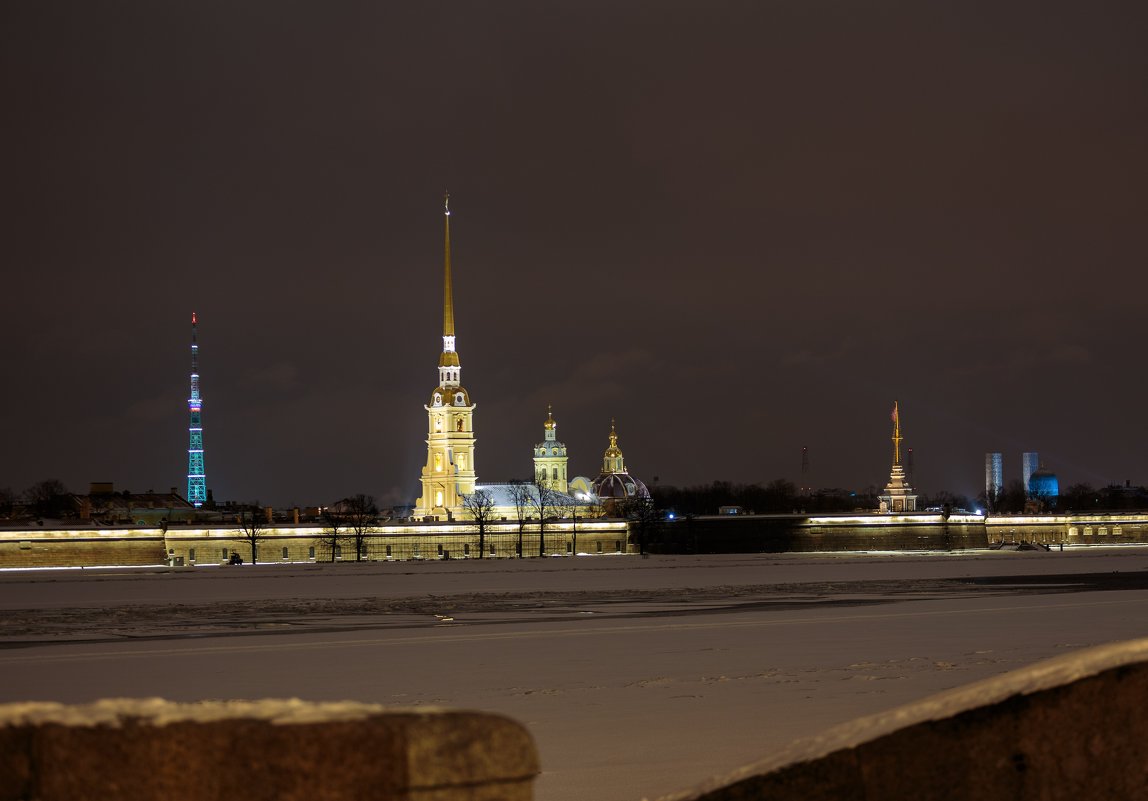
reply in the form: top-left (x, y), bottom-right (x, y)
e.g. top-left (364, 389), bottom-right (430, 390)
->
top-left (489, 545), bottom-right (496, 556)
top-left (437, 543), bottom-right (444, 555)
top-left (334, 545), bottom-right (342, 558)
top-left (464, 543), bottom-right (470, 555)
top-left (282, 547), bottom-right (289, 560)
top-left (615, 541), bottom-right (621, 552)
top-left (308, 546), bottom-right (316, 559)
top-left (455, 393), bottom-right (464, 405)
top-left (221, 548), bottom-right (229, 559)
top-left (189, 549), bottom-right (196, 562)
top-left (385, 545), bottom-right (392, 557)
top-left (596, 542), bottom-right (602, 553)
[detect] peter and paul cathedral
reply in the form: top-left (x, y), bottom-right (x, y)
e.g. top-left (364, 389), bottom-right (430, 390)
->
top-left (415, 194), bottom-right (477, 521)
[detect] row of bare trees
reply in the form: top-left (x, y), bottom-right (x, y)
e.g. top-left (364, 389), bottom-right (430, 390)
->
top-left (462, 477), bottom-right (602, 558)
top-left (230, 480), bottom-right (657, 564)
top-left (234, 494), bottom-right (379, 564)
top-left (0, 479), bottom-right (73, 519)
top-left (316, 494), bottom-right (379, 562)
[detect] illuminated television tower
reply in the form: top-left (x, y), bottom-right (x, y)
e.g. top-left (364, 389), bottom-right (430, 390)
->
top-left (187, 312), bottom-right (207, 507)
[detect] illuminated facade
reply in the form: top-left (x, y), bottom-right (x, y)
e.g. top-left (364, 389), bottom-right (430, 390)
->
top-left (187, 312), bottom-right (206, 507)
top-left (878, 401), bottom-right (917, 513)
top-left (534, 406), bottom-right (569, 494)
top-left (415, 195), bottom-right (477, 520)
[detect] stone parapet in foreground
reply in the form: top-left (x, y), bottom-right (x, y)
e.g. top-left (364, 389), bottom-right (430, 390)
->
top-left (655, 638), bottom-right (1148, 801)
top-left (0, 699), bottom-right (538, 801)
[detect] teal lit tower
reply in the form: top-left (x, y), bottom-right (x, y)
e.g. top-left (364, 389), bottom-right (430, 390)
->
top-left (187, 312), bottom-right (207, 506)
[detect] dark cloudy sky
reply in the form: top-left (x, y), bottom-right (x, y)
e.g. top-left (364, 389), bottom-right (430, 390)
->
top-left (3, 1), bottom-right (1146, 507)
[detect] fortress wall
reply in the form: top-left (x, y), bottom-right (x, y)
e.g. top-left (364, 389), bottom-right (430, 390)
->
top-left (161, 521), bottom-right (631, 564)
top-left (986, 514), bottom-right (1148, 545)
top-left (650, 515), bottom-right (990, 553)
top-left (655, 512), bottom-right (1148, 554)
top-left (3, 514), bottom-right (1145, 568)
top-left (0, 529), bottom-right (166, 568)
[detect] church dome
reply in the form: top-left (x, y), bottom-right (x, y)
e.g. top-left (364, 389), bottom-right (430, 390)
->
top-left (591, 472), bottom-right (649, 500)
top-left (1028, 468), bottom-right (1059, 498)
top-left (590, 419), bottom-right (648, 501)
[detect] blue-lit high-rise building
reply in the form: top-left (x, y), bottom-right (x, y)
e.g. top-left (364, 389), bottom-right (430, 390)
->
top-left (985, 452), bottom-right (1003, 499)
top-left (1022, 452), bottom-right (1039, 493)
top-left (187, 312), bottom-right (207, 507)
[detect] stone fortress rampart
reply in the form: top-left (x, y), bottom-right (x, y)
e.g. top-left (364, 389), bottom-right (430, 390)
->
top-left (3, 512), bottom-right (1148, 568)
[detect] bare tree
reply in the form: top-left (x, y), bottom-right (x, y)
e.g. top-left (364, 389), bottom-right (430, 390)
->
top-left (508, 481), bottom-right (532, 558)
top-left (315, 509), bottom-right (346, 562)
top-left (236, 506), bottom-right (266, 565)
top-left (24, 479), bottom-right (71, 519)
top-left (569, 500), bottom-right (579, 556)
top-left (0, 487), bottom-right (16, 519)
top-left (344, 494), bottom-right (378, 561)
top-left (461, 489), bottom-right (495, 559)
top-left (530, 476), bottom-right (557, 557)
top-left (621, 495), bottom-right (661, 555)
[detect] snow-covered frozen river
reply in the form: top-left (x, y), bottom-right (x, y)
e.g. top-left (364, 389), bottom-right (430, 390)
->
top-left (3, 548), bottom-right (1148, 801)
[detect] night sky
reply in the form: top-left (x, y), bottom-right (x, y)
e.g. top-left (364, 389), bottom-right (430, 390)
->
top-left (3, 1), bottom-right (1146, 507)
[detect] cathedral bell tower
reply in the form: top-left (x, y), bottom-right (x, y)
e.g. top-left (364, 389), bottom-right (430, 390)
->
top-left (416, 194), bottom-right (477, 520)
top-left (533, 405), bottom-right (568, 494)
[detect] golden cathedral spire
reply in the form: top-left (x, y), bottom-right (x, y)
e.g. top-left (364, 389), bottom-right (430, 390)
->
top-left (443, 192), bottom-right (454, 338)
top-left (438, 192), bottom-right (460, 372)
top-left (891, 401), bottom-right (902, 466)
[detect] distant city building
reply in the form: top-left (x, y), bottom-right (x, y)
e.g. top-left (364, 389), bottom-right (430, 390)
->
top-left (415, 195), bottom-right (477, 521)
top-left (534, 406), bottom-right (569, 494)
top-left (1022, 452), bottom-right (1039, 493)
top-left (879, 401), bottom-right (917, 513)
top-left (985, 452), bottom-right (1003, 499)
top-left (80, 483), bottom-right (194, 526)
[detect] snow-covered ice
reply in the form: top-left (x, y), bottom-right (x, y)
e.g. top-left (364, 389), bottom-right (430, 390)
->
top-left (2, 548), bottom-right (1148, 801)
